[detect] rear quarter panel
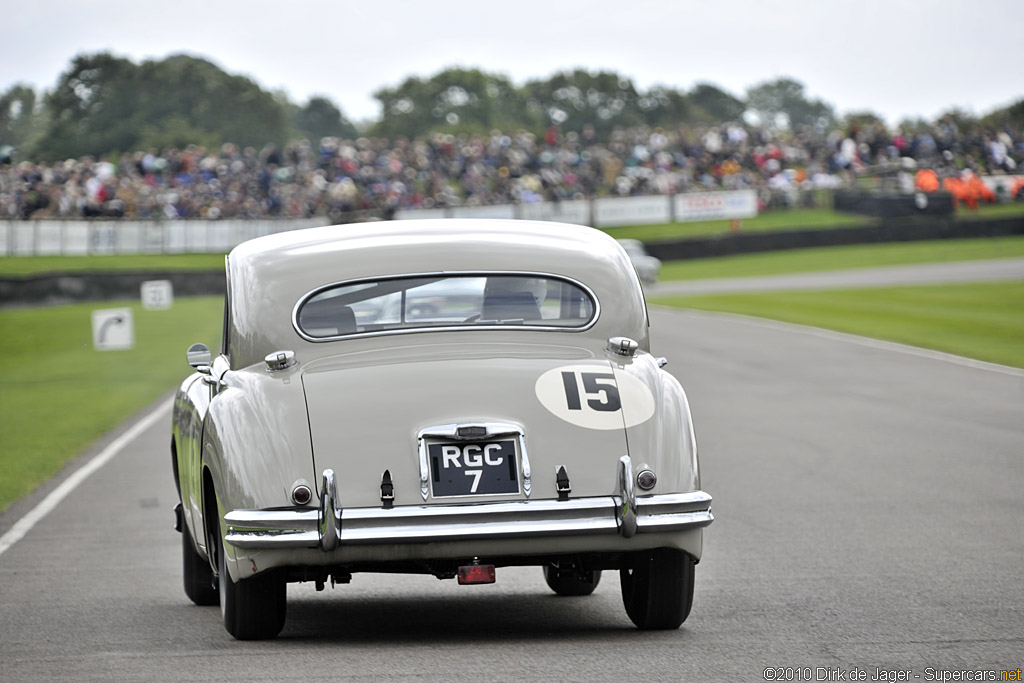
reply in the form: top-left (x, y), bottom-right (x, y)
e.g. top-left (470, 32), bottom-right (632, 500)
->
top-left (616, 353), bottom-right (700, 494)
top-left (202, 362), bottom-right (318, 526)
top-left (172, 373), bottom-right (210, 552)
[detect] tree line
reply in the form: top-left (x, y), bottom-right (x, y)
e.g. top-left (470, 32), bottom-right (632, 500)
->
top-left (1, 52), bottom-right (1021, 163)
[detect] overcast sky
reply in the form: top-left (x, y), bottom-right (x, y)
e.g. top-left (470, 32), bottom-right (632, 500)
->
top-left (3, 0), bottom-right (1022, 127)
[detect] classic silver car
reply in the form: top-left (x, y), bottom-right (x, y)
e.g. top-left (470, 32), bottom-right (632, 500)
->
top-left (172, 219), bottom-right (712, 639)
top-left (616, 238), bottom-right (662, 285)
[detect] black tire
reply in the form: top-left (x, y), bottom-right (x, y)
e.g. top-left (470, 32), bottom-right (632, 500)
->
top-left (218, 538), bottom-right (287, 640)
top-left (543, 566), bottom-right (602, 596)
top-left (182, 528), bottom-right (218, 606)
top-left (619, 548), bottom-right (695, 630)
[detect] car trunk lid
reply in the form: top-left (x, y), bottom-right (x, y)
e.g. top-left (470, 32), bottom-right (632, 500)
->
top-left (301, 341), bottom-right (630, 508)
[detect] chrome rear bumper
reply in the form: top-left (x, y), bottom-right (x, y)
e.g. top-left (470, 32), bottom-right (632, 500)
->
top-left (224, 455), bottom-right (712, 550)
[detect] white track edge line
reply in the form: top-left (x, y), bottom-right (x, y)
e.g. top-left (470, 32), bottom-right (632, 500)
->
top-left (658, 307), bottom-right (1024, 379)
top-left (0, 400), bottom-right (171, 558)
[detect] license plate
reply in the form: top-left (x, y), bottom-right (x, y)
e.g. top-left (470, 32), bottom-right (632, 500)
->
top-left (427, 439), bottom-right (519, 497)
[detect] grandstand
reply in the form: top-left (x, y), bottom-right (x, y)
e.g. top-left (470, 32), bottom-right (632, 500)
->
top-left (1, 121), bottom-right (1021, 223)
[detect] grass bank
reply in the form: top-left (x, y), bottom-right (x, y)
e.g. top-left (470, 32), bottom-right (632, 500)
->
top-left (0, 253), bottom-right (227, 277)
top-left (604, 206), bottom-right (870, 242)
top-left (658, 236), bottom-right (1024, 281)
top-left (0, 296), bottom-right (223, 512)
top-left (651, 280), bottom-right (1024, 369)
top-left (605, 202), bottom-right (1024, 243)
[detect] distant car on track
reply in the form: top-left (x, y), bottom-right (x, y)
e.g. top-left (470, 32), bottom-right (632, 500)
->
top-left (171, 220), bottom-right (712, 639)
top-left (616, 238), bottom-right (662, 284)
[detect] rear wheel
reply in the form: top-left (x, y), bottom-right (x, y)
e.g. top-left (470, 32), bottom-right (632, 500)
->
top-left (182, 528), bottom-right (218, 606)
top-left (619, 548), bottom-right (695, 629)
top-left (218, 538), bottom-right (286, 640)
top-left (543, 566), bottom-right (602, 596)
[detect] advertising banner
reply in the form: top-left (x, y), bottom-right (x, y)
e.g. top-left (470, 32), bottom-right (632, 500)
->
top-left (593, 196), bottom-right (671, 227)
top-left (674, 190), bottom-right (757, 221)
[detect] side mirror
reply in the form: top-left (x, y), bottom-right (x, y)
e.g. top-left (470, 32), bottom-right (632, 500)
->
top-left (186, 343), bottom-right (212, 374)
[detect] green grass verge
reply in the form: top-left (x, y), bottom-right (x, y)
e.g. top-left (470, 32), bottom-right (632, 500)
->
top-left (603, 207), bottom-right (870, 242)
top-left (651, 280), bottom-right (1024, 369)
top-left (659, 236), bottom-right (1024, 281)
top-left (603, 202), bottom-right (1024, 242)
top-left (958, 202), bottom-right (1024, 220)
top-left (0, 297), bottom-right (223, 512)
top-left (0, 253), bottom-right (227, 277)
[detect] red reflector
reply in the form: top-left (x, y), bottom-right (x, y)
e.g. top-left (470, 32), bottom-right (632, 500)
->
top-left (457, 564), bottom-right (496, 585)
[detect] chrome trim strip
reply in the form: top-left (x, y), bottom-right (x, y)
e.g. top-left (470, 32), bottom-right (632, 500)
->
top-left (417, 422), bottom-right (523, 440)
top-left (291, 270), bottom-right (601, 343)
top-left (223, 489), bottom-right (712, 549)
top-left (224, 507), bottom-right (320, 548)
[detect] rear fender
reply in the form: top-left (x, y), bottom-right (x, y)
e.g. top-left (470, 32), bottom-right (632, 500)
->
top-left (172, 373), bottom-right (211, 553)
top-left (614, 353), bottom-right (699, 495)
top-left (200, 363), bottom-right (318, 563)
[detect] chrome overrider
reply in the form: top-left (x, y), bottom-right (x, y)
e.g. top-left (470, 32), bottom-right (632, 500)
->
top-left (223, 454), bottom-right (713, 550)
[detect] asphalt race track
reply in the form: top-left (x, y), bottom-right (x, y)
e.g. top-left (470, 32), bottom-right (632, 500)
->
top-left (1, 307), bottom-right (1022, 681)
top-left (647, 257), bottom-right (1024, 296)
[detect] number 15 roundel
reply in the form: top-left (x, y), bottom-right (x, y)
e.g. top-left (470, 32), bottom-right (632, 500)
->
top-left (535, 364), bottom-right (655, 430)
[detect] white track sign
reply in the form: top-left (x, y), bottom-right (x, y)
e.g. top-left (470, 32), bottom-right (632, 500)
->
top-left (141, 280), bottom-right (174, 310)
top-left (673, 189), bottom-right (757, 221)
top-left (92, 308), bottom-right (134, 351)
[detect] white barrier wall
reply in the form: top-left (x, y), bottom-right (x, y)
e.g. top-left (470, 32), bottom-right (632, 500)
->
top-left (393, 208), bottom-right (449, 221)
top-left (35, 222), bottom-right (63, 256)
top-left (444, 204), bottom-right (517, 220)
top-left (519, 200), bottom-right (591, 225)
top-left (397, 190), bottom-right (756, 228)
top-left (1, 192), bottom-right (759, 256)
top-left (65, 223), bottom-right (89, 255)
top-left (395, 200), bottom-right (593, 224)
top-left (981, 174), bottom-right (1024, 196)
top-left (593, 195), bottom-right (673, 227)
top-left (1, 218), bottom-right (329, 257)
top-left (91, 223), bottom-right (117, 254)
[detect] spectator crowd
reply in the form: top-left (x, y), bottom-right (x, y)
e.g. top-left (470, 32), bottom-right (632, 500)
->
top-left (2, 118), bottom-right (1022, 221)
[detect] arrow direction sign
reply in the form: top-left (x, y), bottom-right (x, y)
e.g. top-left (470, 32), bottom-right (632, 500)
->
top-left (92, 308), bottom-right (134, 351)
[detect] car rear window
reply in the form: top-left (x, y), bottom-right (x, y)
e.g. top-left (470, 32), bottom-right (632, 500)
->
top-left (295, 274), bottom-right (596, 339)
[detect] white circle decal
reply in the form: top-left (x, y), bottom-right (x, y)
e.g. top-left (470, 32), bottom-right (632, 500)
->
top-left (535, 364), bottom-right (655, 430)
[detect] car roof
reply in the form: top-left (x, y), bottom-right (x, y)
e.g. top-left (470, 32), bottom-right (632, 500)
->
top-left (225, 220), bottom-right (648, 367)
top-left (233, 219), bottom-right (620, 272)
